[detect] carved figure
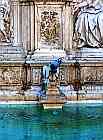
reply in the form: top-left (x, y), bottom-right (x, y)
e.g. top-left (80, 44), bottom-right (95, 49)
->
top-left (0, 0), bottom-right (12, 42)
top-left (72, 0), bottom-right (103, 48)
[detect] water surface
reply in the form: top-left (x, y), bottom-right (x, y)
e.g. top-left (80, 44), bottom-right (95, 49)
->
top-left (0, 103), bottom-right (103, 140)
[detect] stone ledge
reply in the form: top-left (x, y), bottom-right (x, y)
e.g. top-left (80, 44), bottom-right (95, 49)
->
top-left (0, 94), bottom-right (103, 102)
top-left (0, 44), bottom-right (25, 63)
top-left (0, 95), bottom-right (37, 101)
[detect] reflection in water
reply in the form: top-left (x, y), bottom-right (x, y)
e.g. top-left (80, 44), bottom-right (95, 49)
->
top-left (0, 104), bottom-right (103, 140)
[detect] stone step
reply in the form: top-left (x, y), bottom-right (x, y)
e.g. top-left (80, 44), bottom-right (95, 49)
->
top-left (48, 85), bottom-right (57, 88)
top-left (40, 82), bottom-right (66, 109)
top-left (47, 90), bottom-right (60, 95)
top-left (47, 87), bottom-right (59, 90)
top-left (43, 104), bottom-right (63, 109)
top-left (47, 90), bottom-right (59, 94)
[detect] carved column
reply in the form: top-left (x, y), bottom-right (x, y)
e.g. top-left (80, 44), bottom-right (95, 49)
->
top-left (64, 1), bottom-right (73, 52)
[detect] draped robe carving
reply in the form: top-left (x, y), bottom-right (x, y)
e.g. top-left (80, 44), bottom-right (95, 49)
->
top-left (72, 0), bottom-right (103, 48)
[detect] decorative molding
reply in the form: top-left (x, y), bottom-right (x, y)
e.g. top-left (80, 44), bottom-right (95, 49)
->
top-left (19, 0), bottom-right (71, 3)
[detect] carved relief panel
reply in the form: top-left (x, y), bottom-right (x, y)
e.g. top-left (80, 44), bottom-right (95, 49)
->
top-left (81, 67), bottom-right (103, 83)
top-left (35, 3), bottom-right (64, 49)
top-left (0, 66), bottom-right (24, 86)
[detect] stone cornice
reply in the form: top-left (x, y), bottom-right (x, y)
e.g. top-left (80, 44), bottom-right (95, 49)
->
top-left (19, 0), bottom-right (72, 1)
top-left (11, 0), bottom-right (73, 6)
top-left (19, 0), bottom-right (72, 3)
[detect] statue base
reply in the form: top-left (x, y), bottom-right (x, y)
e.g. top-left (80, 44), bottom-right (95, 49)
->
top-left (40, 82), bottom-right (65, 109)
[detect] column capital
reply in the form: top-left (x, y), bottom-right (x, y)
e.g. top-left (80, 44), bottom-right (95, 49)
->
top-left (11, 0), bottom-right (19, 6)
top-left (65, 0), bottom-right (73, 6)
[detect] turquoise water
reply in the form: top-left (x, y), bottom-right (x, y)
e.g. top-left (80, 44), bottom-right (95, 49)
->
top-left (0, 104), bottom-right (103, 140)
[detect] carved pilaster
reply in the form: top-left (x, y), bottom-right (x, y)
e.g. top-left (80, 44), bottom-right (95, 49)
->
top-left (30, 3), bottom-right (35, 53)
top-left (21, 2), bottom-right (35, 53)
top-left (63, 1), bottom-right (73, 53)
top-left (12, 0), bottom-right (22, 46)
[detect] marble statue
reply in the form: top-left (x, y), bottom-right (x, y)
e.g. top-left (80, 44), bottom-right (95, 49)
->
top-left (42, 57), bottom-right (62, 94)
top-left (0, 0), bottom-right (12, 42)
top-left (72, 0), bottom-right (103, 48)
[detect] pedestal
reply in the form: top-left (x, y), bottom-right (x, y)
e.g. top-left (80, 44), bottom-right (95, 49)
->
top-left (41, 82), bottom-right (65, 109)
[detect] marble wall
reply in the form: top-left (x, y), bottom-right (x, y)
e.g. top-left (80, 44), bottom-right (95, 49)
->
top-left (1, 0), bottom-right (103, 93)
